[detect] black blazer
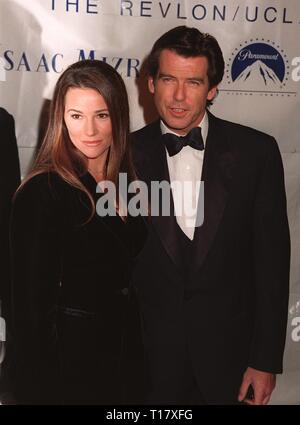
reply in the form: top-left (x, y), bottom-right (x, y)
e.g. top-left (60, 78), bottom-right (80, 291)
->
top-left (10, 172), bottom-right (146, 404)
top-left (131, 111), bottom-right (290, 404)
top-left (0, 108), bottom-right (20, 327)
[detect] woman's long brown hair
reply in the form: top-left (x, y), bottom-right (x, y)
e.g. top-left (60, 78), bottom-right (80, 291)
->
top-left (19, 59), bottom-right (136, 219)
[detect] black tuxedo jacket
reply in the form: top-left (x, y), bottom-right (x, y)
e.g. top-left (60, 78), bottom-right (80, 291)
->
top-left (131, 111), bottom-right (290, 404)
top-left (0, 108), bottom-right (20, 326)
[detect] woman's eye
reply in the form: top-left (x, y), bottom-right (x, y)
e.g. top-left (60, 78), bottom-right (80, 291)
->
top-left (97, 113), bottom-right (109, 119)
top-left (71, 114), bottom-right (81, 119)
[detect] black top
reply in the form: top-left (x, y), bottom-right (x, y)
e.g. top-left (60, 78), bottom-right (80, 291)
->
top-left (10, 171), bottom-right (146, 404)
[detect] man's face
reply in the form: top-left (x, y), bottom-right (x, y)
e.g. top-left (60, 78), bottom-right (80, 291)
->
top-left (148, 49), bottom-right (217, 135)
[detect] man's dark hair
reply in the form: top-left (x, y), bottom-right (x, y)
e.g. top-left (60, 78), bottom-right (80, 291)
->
top-left (147, 26), bottom-right (225, 89)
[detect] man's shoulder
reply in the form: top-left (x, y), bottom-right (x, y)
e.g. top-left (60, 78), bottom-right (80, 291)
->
top-left (0, 107), bottom-right (10, 118)
top-left (212, 112), bottom-right (272, 138)
top-left (131, 121), bottom-right (162, 162)
top-left (210, 112), bottom-right (277, 153)
top-left (0, 107), bottom-right (13, 127)
top-left (132, 121), bottom-right (160, 144)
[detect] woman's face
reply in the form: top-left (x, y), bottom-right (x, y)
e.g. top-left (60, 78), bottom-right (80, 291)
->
top-left (64, 87), bottom-right (112, 166)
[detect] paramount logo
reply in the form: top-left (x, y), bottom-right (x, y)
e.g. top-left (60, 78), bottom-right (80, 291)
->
top-left (224, 40), bottom-right (293, 94)
top-left (238, 49), bottom-right (279, 62)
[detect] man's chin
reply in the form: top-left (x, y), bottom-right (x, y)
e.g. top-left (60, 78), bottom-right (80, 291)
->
top-left (162, 118), bottom-right (191, 134)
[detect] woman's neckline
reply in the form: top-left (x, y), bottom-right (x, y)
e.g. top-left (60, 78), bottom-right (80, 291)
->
top-left (84, 171), bottom-right (127, 223)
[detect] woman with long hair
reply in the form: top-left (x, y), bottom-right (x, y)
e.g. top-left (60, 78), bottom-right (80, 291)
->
top-left (10, 60), bottom-right (146, 404)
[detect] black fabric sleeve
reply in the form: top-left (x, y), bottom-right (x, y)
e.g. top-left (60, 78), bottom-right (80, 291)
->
top-left (0, 109), bottom-right (20, 327)
top-left (10, 175), bottom-right (62, 404)
top-left (249, 137), bottom-right (290, 374)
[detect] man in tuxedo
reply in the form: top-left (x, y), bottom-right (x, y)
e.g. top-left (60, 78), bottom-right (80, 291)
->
top-left (0, 107), bottom-right (20, 337)
top-left (131, 26), bottom-right (290, 405)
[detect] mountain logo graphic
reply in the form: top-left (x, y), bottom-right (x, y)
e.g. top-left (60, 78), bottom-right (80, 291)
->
top-left (235, 60), bottom-right (281, 85)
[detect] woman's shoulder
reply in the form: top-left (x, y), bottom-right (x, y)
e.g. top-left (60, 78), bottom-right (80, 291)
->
top-left (14, 172), bottom-right (70, 208)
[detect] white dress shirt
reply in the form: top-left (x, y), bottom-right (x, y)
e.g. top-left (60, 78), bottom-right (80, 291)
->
top-left (161, 112), bottom-right (208, 240)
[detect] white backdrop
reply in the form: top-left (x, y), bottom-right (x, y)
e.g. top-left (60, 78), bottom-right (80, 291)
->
top-left (0, 0), bottom-right (299, 404)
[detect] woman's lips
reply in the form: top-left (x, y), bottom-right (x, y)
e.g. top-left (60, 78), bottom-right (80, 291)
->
top-left (82, 140), bottom-right (102, 146)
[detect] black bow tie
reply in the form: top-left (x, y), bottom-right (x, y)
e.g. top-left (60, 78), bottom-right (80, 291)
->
top-left (162, 127), bottom-right (204, 157)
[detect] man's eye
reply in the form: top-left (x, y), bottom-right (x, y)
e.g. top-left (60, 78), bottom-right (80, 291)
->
top-left (188, 80), bottom-right (201, 86)
top-left (162, 77), bottom-right (173, 83)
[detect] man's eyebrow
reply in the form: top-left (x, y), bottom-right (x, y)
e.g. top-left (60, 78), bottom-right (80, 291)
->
top-left (157, 73), bottom-right (204, 82)
top-left (186, 77), bottom-right (205, 82)
top-left (158, 72), bottom-right (175, 78)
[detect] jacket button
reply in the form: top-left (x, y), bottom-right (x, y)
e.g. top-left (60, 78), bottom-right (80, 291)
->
top-left (120, 288), bottom-right (129, 296)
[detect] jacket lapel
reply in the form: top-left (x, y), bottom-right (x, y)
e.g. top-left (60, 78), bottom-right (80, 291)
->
top-left (191, 112), bottom-right (236, 273)
top-left (136, 114), bottom-right (235, 273)
top-left (139, 121), bottom-right (184, 271)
